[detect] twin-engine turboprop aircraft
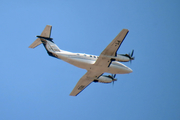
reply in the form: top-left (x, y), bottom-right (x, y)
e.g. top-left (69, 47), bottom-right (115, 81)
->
top-left (29, 25), bottom-right (134, 96)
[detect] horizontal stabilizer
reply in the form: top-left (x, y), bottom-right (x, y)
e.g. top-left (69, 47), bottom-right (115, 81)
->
top-left (36, 36), bottom-right (53, 41)
top-left (29, 38), bottom-right (42, 48)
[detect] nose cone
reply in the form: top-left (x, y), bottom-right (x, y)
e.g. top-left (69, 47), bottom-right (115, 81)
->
top-left (110, 62), bottom-right (133, 74)
top-left (125, 67), bottom-right (133, 73)
top-left (127, 67), bottom-right (133, 73)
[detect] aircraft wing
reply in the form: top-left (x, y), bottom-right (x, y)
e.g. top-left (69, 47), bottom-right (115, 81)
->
top-left (94, 29), bottom-right (129, 67)
top-left (70, 71), bottom-right (102, 96)
top-left (100, 29), bottom-right (129, 56)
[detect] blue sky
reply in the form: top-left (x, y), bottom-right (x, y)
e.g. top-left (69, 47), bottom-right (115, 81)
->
top-left (0, 0), bottom-right (180, 120)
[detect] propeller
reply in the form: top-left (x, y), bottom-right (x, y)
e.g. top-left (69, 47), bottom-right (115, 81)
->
top-left (111, 74), bottom-right (117, 85)
top-left (107, 74), bottom-right (117, 85)
top-left (124, 50), bottom-right (135, 63)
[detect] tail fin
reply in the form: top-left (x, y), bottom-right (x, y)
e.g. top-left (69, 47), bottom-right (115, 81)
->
top-left (40, 25), bottom-right (52, 38)
top-left (29, 25), bottom-right (52, 48)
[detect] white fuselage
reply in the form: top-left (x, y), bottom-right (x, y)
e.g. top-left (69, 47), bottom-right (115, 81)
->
top-left (45, 41), bottom-right (132, 74)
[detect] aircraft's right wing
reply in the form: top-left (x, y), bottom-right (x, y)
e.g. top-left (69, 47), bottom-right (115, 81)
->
top-left (70, 71), bottom-right (102, 96)
top-left (94, 29), bottom-right (129, 67)
top-left (100, 29), bottom-right (129, 57)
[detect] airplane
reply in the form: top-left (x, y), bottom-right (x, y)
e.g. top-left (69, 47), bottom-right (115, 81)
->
top-left (29, 25), bottom-right (134, 96)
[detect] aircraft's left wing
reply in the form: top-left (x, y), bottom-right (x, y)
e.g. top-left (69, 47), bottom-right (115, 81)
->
top-left (70, 71), bottom-right (102, 96)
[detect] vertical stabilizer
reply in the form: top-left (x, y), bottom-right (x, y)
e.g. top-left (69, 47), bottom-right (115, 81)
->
top-left (40, 25), bottom-right (52, 38)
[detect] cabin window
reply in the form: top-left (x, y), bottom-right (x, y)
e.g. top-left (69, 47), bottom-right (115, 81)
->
top-left (90, 55), bottom-right (92, 57)
top-left (77, 54), bottom-right (80, 56)
top-left (94, 56), bottom-right (96, 58)
top-left (84, 55), bottom-right (86, 57)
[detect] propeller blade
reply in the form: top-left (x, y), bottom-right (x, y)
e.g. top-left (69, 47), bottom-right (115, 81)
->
top-left (131, 50), bottom-right (134, 57)
top-left (111, 74), bottom-right (116, 79)
top-left (113, 74), bottom-right (116, 78)
top-left (111, 74), bottom-right (117, 86)
top-left (130, 50), bottom-right (135, 63)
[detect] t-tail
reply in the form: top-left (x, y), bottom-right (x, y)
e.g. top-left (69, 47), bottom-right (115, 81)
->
top-left (29, 25), bottom-right (61, 58)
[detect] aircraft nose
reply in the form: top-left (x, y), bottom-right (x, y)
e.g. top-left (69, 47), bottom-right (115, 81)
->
top-left (126, 67), bottom-right (133, 73)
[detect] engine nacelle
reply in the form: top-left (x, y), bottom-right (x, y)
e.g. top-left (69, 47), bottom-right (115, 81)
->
top-left (94, 75), bottom-right (116, 83)
top-left (115, 54), bottom-right (130, 62)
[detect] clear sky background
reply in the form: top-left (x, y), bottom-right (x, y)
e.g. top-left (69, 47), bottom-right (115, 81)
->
top-left (0, 0), bottom-right (180, 120)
